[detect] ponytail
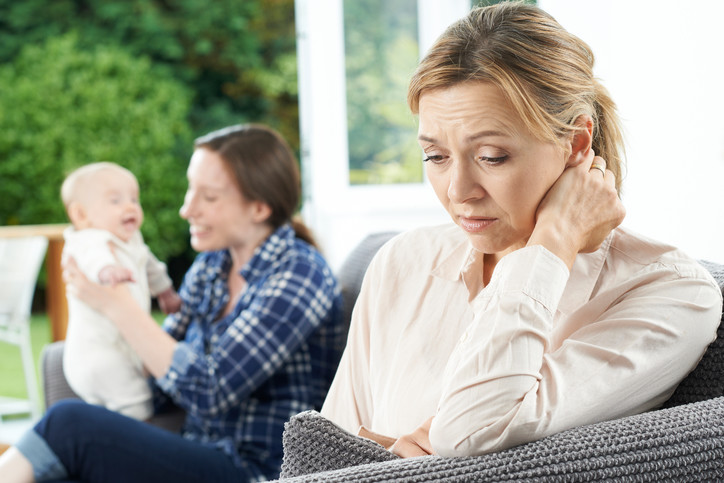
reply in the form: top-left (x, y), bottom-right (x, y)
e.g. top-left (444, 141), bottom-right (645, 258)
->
top-left (591, 80), bottom-right (626, 193)
top-left (290, 215), bottom-right (318, 249)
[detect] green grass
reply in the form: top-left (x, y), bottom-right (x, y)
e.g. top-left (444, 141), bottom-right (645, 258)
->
top-left (0, 312), bottom-right (167, 406)
top-left (0, 314), bottom-right (51, 402)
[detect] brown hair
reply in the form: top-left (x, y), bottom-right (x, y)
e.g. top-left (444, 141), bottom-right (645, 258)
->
top-left (194, 124), bottom-right (317, 247)
top-left (408, 1), bottom-right (625, 192)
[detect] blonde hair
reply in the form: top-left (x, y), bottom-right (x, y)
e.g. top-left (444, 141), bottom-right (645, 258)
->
top-left (408, 1), bottom-right (625, 192)
top-left (60, 162), bottom-right (136, 210)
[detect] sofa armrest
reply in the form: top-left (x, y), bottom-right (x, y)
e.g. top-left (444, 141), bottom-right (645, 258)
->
top-left (279, 398), bottom-right (724, 481)
top-left (40, 341), bottom-right (80, 410)
top-left (280, 410), bottom-right (397, 478)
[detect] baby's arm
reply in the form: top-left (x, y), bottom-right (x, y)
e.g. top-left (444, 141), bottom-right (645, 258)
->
top-left (143, 243), bottom-right (182, 314)
top-left (98, 265), bottom-right (135, 286)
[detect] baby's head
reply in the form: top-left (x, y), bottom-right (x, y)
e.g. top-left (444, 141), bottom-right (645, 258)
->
top-left (61, 162), bottom-right (143, 242)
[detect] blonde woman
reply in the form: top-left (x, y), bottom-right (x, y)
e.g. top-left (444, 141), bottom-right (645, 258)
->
top-left (321, 2), bottom-right (722, 458)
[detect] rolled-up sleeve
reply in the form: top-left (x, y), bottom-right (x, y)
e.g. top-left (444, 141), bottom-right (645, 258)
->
top-left (431, 246), bottom-right (721, 457)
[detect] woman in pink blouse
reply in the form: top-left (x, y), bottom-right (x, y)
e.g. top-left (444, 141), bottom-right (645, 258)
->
top-left (320, 2), bottom-right (722, 458)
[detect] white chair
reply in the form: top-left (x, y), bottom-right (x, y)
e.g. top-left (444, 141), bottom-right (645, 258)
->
top-left (0, 236), bottom-right (48, 421)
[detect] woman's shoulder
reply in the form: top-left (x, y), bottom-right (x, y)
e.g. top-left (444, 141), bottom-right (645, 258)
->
top-left (276, 236), bottom-right (338, 282)
top-left (370, 223), bottom-right (468, 271)
top-left (608, 226), bottom-right (720, 285)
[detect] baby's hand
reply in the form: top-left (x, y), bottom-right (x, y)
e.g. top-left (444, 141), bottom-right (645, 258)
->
top-left (98, 265), bottom-right (135, 286)
top-left (157, 287), bottom-right (182, 314)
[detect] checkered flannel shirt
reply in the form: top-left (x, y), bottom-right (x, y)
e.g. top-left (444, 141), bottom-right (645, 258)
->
top-left (154, 223), bottom-right (344, 480)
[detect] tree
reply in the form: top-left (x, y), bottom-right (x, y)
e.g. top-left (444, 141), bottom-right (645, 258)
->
top-left (0, 33), bottom-right (193, 261)
top-left (0, 0), bottom-right (299, 148)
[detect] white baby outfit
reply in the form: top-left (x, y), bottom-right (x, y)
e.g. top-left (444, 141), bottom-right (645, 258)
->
top-left (62, 227), bottom-right (173, 420)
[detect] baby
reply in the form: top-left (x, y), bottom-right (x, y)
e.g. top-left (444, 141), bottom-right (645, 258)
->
top-left (60, 162), bottom-right (181, 420)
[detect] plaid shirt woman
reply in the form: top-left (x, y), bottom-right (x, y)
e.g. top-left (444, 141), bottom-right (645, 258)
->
top-left (156, 223), bottom-right (343, 478)
top-left (3, 125), bottom-right (344, 483)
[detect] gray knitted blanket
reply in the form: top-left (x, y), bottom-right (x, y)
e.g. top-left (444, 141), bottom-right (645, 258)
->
top-left (278, 261), bottom-right (724, 481)
top-left (280, 399), bottom-right (724, 481)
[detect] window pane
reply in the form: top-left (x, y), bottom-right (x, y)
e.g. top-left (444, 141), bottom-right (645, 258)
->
top-left (343, 0), bottom-right (422, 185)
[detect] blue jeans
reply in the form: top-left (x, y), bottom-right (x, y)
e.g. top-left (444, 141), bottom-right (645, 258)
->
top-left (16, 400), bottom-right (251, 482)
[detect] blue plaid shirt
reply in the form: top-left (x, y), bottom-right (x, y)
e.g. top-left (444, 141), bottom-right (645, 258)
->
top-left (154, 224), bottom-right (344, 480)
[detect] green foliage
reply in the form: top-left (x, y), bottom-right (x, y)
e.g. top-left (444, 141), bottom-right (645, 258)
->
top-left (0, 0), bottom-right (299, 147)
top-left (0, 33), bottom-right (193, 260)
top-left (0, 0), bottom-right (299, 269)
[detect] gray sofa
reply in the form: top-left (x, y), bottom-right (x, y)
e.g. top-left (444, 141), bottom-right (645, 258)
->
top-left (41, 234), bottom-right (724, 481)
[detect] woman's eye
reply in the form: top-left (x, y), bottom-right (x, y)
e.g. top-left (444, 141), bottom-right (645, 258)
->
top-left (479, 155), bottom-right (508, 165)
top-left (422, 155), bottom-right (446, 164)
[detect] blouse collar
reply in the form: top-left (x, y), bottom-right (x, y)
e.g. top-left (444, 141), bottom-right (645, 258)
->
top-left (431, 227), bottom-right (614, 313)
top-left (239, 223), bottom-right (295, 283)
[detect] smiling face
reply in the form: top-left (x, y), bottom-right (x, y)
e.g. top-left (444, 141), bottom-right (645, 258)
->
top-left (419, 82), bottom-right (570, 263)
top-left (72, 167), bottom-right (143, 242)
top-left (179, 147), bottom-right (272, 260)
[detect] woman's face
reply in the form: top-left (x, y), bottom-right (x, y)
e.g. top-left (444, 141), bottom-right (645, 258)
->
top-left (179, 147), bottom-right (266, 254)
top-left (419, 81), bottom-right (568, 262)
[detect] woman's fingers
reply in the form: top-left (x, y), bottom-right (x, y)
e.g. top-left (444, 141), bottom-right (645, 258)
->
top-left (389, 417), bottom-right (434, 458)
top-left (588, 155), bottom-right (606, 178)
top-left (390, 436), bottom-right (432, 458)
top-left (578, 156), bottom-right (625, 252)
top-left (531, 155), bottom-right (625, 267)
top-left (62, 255), bottom-right (84, 297)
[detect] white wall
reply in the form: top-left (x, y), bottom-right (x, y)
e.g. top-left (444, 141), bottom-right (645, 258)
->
top-left (540, 0), bottom-right (724, 262)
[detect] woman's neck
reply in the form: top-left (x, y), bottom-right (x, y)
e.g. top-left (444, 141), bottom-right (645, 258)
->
top-left (228, 224), bottom-right (275, 273)
top-left (482, 251), bottom-right (507, 286)
top-left (222, 224), bottom-right (273, 318)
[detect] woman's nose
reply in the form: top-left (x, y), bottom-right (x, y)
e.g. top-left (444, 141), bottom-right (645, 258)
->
top-left (179, 202), bottom-right (190, 219)
top-left (179, 193), bottom-right (195, 219)
top-left (447, 159), bottom-right (485, 204)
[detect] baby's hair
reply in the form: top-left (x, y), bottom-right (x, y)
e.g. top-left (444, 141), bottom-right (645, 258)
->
top-left (60, 162), bottom-right (135, 209)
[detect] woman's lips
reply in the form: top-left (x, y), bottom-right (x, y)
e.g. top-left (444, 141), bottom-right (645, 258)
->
top-left (189, 225), bottom-right (210, 237)
top-left (459, 217), bottom-right (496, 233)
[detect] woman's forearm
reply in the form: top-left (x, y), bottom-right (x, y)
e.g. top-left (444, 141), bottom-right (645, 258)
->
top-left (106, 289), bottom-right (177, 379)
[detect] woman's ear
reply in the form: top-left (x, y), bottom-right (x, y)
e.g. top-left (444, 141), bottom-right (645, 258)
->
top-left (566, 114), bottom-right (594, 167)
top-left (251, 201), bottom-right (273, 224)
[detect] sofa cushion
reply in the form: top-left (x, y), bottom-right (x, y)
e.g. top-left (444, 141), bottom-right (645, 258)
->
top-left (664, 260), bottom-right (724, 407)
